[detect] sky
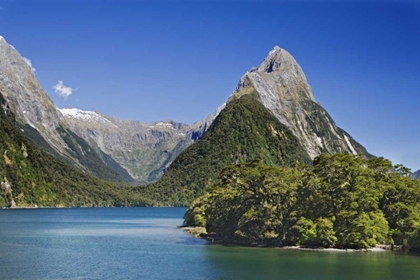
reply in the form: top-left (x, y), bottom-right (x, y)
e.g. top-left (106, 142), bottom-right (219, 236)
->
top-left (0, 0), bottom-right (419, 170)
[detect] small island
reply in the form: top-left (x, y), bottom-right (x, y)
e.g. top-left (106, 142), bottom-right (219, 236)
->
top-left (184, 154), bottom-right (420, 251)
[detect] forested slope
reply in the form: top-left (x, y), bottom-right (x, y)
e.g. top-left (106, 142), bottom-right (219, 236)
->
top-left (134, 94), bottom-right (311, 205)
top-left (0, 93), bottom-right (151, 207)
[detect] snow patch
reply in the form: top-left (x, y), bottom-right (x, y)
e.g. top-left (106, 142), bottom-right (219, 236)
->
top-left (59, 108), bottom-right (116, 127)
top-left (343, 134), bottom-right (357, 155)
top-left (150, 122), bottom-right (174, 128)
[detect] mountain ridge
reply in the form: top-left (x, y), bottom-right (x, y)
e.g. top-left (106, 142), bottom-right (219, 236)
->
top-left (0, 35), bottom-right (371, 190)
top-left (133, 46), bottom-right (372, 204)
top-left (0, 35), bottom-right (133, 182)
top-left (59, 104), bottom-right (222, 182)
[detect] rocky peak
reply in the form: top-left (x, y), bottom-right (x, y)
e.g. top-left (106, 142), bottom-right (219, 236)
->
top-left (231, 46), bottom-right (369, 159)
top-left (259, 46), bottom-right (305, 76)
top-left (0, 36), bottom-right (132, 180)
top-left (0, 35), bottom-right (67, 150)
top-left (249, 46), bottom-right (314, 101)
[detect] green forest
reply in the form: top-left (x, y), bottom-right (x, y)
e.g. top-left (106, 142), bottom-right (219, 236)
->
top-left (0, 93), bottom-right (151, 208)
top-left (184, 154), bottom-right (420, 250)
top-left (134, 94), bottom-right (311, 206)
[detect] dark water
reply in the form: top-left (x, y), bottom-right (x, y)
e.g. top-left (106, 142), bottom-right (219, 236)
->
top-left (0, 208), bottom-right (419, 279)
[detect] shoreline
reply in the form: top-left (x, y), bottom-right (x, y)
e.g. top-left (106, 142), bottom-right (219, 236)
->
top-left (181, 226), bottom-right (398, 253)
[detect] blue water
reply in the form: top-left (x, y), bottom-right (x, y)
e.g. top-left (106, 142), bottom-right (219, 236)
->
top-left (0, 208), bottom-right (419, 279)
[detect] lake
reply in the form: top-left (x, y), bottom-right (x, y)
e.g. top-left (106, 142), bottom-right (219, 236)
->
top-left (0, 207), bottom-right (419, 279)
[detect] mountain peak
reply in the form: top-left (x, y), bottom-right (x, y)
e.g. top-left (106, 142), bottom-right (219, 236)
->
top-left (231, 46), bottom-right (369, 160)
top-left (234, 46), bottom-right (315, 105)
top-left (268, 45), bottom-right (281, 54)
top-left (258, 46), bottom-right (304, 76)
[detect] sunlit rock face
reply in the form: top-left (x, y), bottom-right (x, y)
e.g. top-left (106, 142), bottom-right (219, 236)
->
top-left (231, 46), bottom-right (370, 159)
top-left (0, 35), bottom-right (370, 183)
top-left (0, 36), bottom-right (68, 158)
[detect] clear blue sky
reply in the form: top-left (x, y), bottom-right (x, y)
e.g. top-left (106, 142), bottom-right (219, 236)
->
top-left (0, 1), bottom-right (419, 170)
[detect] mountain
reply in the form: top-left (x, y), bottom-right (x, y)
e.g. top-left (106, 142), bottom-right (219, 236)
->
top-left (59, 106), bottom-right (222, 183)
top-left (0, 35), bottom-right (224, 184)
top-left (135, 46), bottom-right (371, 205)
top-left (413, 170), bottom-right (420, 179)
top-left (0, 91), bottom-right (150, 207)
top-left (136, 93), bottom-right (312, 205)
top-left (0, 35), bottom-right (371, 201)
top-left (0, 36), bottom-right (134, 182)
top-left (233, 46), bottom-right (369, 159)
top-left (60, 108), bottom-right (216, 183)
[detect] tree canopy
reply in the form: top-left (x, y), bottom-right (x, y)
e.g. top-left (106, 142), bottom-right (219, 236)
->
top-left (184, 154), bottom-right (420, 250)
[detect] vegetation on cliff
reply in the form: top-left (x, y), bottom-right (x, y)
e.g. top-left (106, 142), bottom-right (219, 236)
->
top-left (184, 154), bottom-right (420, 250)
top-left (134, 93), bottom-right (311, 206)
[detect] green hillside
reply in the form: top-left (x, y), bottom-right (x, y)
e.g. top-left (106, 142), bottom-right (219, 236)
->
top-left (135, 92), bottom-right (311, 205)
top-left (0, 93), bottom-right (150, 208)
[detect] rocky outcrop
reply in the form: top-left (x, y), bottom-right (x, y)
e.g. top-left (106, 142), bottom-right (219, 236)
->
top-left (0, 36), bottom-right (132, 182)
top-left (231, 46), bottom-right (370, 159)
top-left (0, 36), bottom-right (68, 159)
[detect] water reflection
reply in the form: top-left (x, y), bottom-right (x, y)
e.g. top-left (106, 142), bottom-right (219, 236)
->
top-left (202, 244), bottom-right (420, 280)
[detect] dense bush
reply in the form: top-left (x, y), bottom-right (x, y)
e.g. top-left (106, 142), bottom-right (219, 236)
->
top-left (184, 155), bottom-right (420, 250)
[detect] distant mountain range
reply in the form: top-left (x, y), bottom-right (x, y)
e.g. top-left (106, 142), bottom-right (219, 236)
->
top-left (0, 35), bottom-right (371, 206)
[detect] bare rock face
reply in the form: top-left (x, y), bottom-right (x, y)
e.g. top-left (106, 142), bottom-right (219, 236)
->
top-left (0, 36), bottom-right (70, 159)
top-left (231, 46), bottom-right (370, 159)
top-left (59, 108), bottom-right (219, 182)
top-left (0, 36), bottom-right (135, 181)
top-left (60, 108), bottom-right (190, 182)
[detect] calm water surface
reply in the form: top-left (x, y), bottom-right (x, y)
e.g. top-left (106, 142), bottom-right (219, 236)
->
top-left (0, 207), bottom-right (419, 279)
